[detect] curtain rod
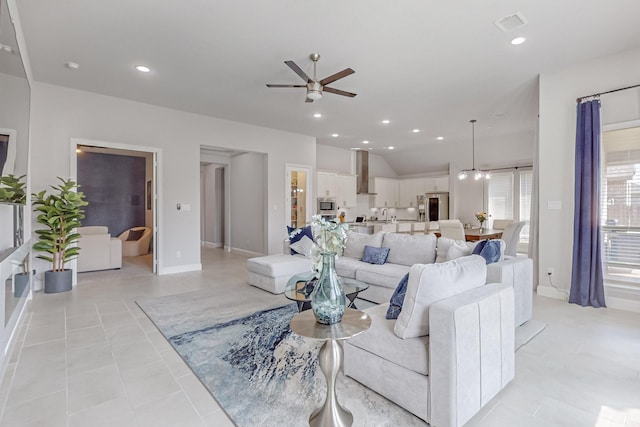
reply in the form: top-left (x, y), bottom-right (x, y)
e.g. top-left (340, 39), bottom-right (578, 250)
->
top-left (576, 83), bottom-right (640, 103)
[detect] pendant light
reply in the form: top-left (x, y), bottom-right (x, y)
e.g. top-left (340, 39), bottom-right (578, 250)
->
top-left (458, 119), bottom-right (491, 180)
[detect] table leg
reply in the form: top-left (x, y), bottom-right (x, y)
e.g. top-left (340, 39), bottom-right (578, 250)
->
top-left (310, 339), bottom-right (352, 427)
top-left (345, 293), bottom-right (358, 309)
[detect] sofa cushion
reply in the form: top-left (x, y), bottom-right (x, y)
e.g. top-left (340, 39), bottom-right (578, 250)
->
top-left (383, 233), bottom-right (437, 266)
top-left (348, 303), bottom-right (430, 375)
top-left (343, 231), bottom-right (384, 259)
top-left (356, 263), bottom-right (411, 290)
top-left (386, 273), bottom-right (409, 319)
top-left (335, 256), bottom-right (364, 279)
top-left (362, 245), bottom-right (390, 264)
top-left (394, 255), bottom-right (487, 339)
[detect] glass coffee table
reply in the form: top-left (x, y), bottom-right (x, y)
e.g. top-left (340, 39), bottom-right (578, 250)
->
top-left (285, 272), bottom-right (369, 312)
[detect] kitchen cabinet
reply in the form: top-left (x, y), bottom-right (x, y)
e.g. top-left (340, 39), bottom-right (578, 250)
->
top-left (398, 178), bottom-right (426, 207)
top-left (336, 174), bottom-right (357, 208)
top-left (372, 177), bottom-right (399, 207)
top-left (424, 176), bottom-right (449, 192)
top-left (317, 171), bottom-right (337, 198)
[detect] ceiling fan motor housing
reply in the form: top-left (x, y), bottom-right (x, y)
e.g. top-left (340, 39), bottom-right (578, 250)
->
top-left (307, 81), bottom-right (323, 100)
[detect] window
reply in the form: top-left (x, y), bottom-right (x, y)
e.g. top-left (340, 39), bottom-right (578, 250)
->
top-left (485, 169), bottom-right (532, 253)
top-left (600, 126), bottom-right (640, 286)
top-left (487, 172), bottom-right (513, 221)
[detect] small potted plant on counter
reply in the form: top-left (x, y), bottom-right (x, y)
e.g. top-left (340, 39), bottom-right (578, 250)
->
top-left (32, 178), bottom-right (88, 293)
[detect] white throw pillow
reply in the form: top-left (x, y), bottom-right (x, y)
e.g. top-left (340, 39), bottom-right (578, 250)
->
top-left (289, 235), bottom-right (315, 257)
top-left (446, 240), bottom-right (476, 261)
top-left (394, 255), bottom-right (487, 339)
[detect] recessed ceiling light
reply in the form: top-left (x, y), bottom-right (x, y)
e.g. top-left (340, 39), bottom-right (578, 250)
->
top-left (313, 113), bottom-right (322, 118)
top-left (135, 65), bottom-right (151, 73)
top-left (436, 136), bottom-right (444, 140)
top-left (362, 140), bottom-right (369, 144)
top-left (368, 147), bottom-right (373, 150)
top-left (382, 120), bottom-right (390, 124)
top-left (412, 129), bottom-right (420, 133)
top-left (510, 37), bottom-right (526, 45)
top-left (493, 112), bottom-right (509, 118)
top-left (388, 146), bottom-right (395, 150)
top-left (350, 147), bottom-right (360, 150)
top-left (331, 133), bottom-right (339, 137)
top-left (65, 62), bottom-right (80, 69)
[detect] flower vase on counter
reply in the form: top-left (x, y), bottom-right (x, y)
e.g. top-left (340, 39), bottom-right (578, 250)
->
top-left (310, 252), bottom-right (346, 325)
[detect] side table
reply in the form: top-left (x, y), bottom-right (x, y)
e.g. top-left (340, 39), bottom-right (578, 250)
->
top-left (290, 308), bottom-right (371, 427)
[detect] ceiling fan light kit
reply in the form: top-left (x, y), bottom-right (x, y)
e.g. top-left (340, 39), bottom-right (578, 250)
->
top-left (266, 53), bottom-right (356, 103)
top-left (458, 119), bottom-right (491, 181)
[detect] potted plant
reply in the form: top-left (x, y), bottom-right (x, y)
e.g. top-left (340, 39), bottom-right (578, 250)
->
top-left (32, 178), bottom-right (88, 293)
top-left (0, 174), bottom-right (27, 204)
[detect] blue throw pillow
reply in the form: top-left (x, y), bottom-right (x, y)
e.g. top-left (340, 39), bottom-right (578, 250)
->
top-left (287, 226), bottom-right (313, 255)
top-left (362, 245), bottom-right (390, 265)
top-left (479, 240), bottom-right (501, 264)
top-left (386, 273), bottom-right (409, 319)
top-left (472, 239), bottom-right (488, 255)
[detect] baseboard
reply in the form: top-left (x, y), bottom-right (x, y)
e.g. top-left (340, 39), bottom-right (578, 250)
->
top-left (202, 241), bottom-right (222, 248)
top-left (536, 284), bottom-right (567, 300)
top-left (229, 247), bottom-right (263, 257)
top-left (158, 263), bottom-right (202, 275)
top-left (537, 284), bottom-right (640, 313)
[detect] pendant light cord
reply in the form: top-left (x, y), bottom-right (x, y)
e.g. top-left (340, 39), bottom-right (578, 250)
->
top-left (470, 119), bottom-right (476, 170)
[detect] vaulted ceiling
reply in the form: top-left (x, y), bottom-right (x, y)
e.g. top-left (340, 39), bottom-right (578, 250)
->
top-left (15, 0), bottom-right (640, 174)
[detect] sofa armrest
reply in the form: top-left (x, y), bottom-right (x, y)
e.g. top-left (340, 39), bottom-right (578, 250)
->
top-left (429, 283), bottom-right (515, 427)
top-left (486, 257), bottom-right (533, 327)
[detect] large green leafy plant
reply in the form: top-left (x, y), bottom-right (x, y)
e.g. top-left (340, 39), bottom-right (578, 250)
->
top-left (0, 174), bottom-right (26, 204)
top-left (32, 178), bottom-right (88, 272)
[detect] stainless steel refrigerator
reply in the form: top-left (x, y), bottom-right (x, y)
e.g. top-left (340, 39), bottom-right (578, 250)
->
top-left (417, 193), bottom-right (449, 222)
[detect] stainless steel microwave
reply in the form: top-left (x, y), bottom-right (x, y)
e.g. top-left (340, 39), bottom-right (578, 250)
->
top-left (317, 198), bottom-right (336, 212)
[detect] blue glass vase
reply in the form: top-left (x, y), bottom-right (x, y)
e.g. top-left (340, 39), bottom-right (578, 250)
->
top-left (311, 252), bottom-right (346, 324)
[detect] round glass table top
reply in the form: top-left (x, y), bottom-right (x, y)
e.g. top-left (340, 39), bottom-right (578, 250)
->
top-left (284, 272), bottom-right (369, 303)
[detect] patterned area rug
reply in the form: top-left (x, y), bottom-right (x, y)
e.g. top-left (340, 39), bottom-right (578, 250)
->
top-left (137, 289), bottom-right (546, 427)
top-left (137, 292), bottom-right (426, 427)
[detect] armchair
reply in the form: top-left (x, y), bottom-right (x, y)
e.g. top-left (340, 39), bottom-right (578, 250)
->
top-left (118, 226), bottom-right (152, 256)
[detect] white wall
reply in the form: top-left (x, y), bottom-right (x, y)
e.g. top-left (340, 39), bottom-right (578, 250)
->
top-left (230, 152), bottom-right (266, 255)
top-left (316, 145), bottom-right (353, 175)
top-left (538, 47), bottom-right (640, 296)
top-left (30, 83), bottom-right (316, 274)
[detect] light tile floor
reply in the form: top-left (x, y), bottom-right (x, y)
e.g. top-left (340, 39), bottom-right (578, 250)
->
top-left (0, 247), bottom-right (639, 426)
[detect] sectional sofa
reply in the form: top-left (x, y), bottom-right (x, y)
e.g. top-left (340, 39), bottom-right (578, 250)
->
top-left (334, 230), bottom-right (533, 327)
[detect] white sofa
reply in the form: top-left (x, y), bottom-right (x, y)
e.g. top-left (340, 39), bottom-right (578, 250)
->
top-left (335, 230), bottom-right (533, 327)
top-left (77, 226), bottom-right (122, 272)
top-left (344, 256), bottom-right (515, 427)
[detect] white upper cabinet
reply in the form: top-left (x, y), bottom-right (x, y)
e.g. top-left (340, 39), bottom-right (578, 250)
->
top-left (372, 177), bottom-right (399, 207)
top-left (398, 178), bottom-right (426, 207)
top-left (424, 176), bottom-right (449, 192)
top-left (317, 171), bottom-right (337, 198)
top-left (335, 174), bottom-right (357, 208)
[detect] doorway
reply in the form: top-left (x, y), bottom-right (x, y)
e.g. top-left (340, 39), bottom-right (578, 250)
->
top-left (286, 164), bottom-right (312, 228)
top-left (70, 139), bottom-right (160, 280)
top-left (201, 163), bottom-right (226, 249)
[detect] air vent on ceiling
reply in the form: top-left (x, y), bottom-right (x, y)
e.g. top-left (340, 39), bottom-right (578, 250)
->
top-left (494, 11), bottom-right (528, 32)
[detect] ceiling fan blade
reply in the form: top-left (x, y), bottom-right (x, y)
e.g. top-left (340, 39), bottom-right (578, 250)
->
top-left (266, 84), bottom-right (306, 88)
top-left (319, 68), bottom-right (354, 86)
top-left (323, 86), bottom-right (357, 98)
top-left (305, 97), bottom-right (314, 103)
top-left (284, 60), bottom-right (312, 83)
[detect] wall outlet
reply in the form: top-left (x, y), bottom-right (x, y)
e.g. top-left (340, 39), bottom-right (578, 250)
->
top-left (547, 267), bottom-right (554, 275)
top-left (176, 251), bottom-right (182, 258)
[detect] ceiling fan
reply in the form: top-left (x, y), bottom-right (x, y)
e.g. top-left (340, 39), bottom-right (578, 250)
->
top-left (266, 53), bottom-right (356, 103)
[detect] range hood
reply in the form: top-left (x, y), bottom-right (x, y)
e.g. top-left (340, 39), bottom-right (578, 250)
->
top-left (356, 151), bottom-right (377, 195)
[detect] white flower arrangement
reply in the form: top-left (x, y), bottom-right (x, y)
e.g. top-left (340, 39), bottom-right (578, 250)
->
top-left (290, 214), bottom-right (349, 277)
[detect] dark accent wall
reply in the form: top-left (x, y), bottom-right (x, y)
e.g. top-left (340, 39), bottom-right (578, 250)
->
top-left (77, 152), bottom-right (145, 236)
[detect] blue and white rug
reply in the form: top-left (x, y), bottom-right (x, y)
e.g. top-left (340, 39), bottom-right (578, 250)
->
top-left (137, 291), bottom-right (426, 427)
